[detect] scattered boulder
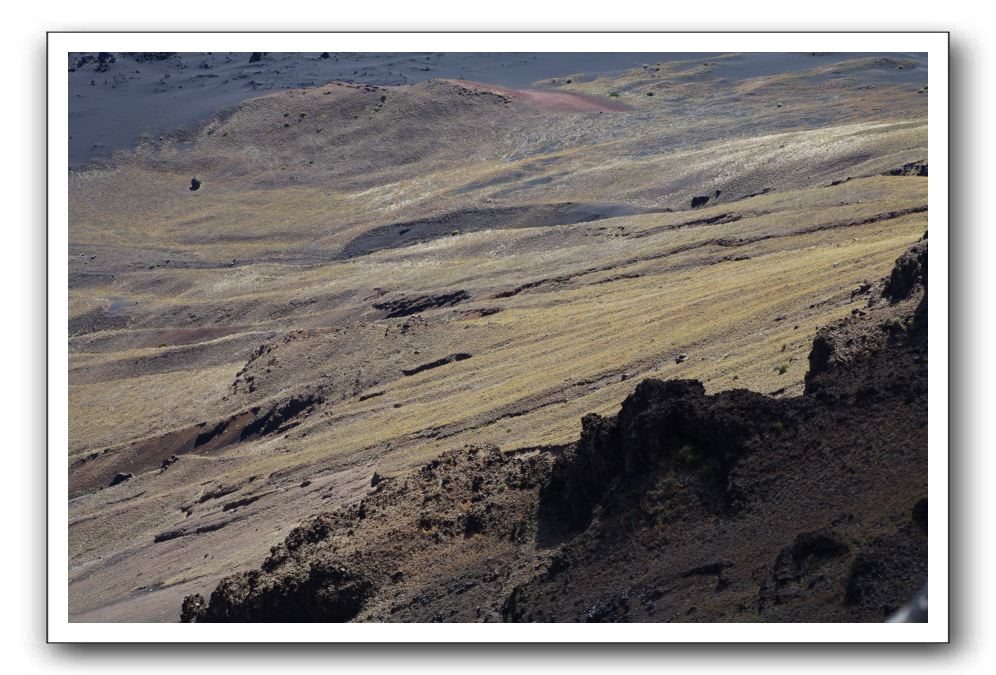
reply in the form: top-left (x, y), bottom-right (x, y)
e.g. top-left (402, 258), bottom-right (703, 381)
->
top-left (180, 594), bottom-right (207, 623)
top-left (94, 52), bottom-right (116, 73)
top-left (109, 472), bottom-right (133, 486)
top-left (690, 195), bottom-right (710, 208)
top-left (189, 177), bottom-right (201, 192)
top-left (885, 161), bottom-right (927, 177)
top-left (675, 353), bottom-right (688, 364)
top-left (373, 290), bottom-right (470, 318)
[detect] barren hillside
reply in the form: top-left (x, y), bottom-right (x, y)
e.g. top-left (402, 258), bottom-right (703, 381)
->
top-left (67, 53), bottom-right (928, 621)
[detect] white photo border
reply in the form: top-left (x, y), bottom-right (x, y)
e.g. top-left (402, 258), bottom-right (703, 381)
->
top-left (47, 31), bottom-right (949, 643)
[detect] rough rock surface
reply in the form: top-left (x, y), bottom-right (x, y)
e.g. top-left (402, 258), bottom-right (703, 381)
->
top-left (182, 242), bottom-right (928, 623)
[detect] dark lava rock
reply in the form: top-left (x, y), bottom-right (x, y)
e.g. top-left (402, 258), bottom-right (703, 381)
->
top-left (109, 472), bottom-right (133, 486)
top-left (884, 241), bottom-right (927, 302)
top-left (180, 593), bottom-right (207, 623)
top-left (759, 530), bottom-right (849, 610)
top-left (885, 160), bottom-right (927, 177)
top-left (912, 498), bottom-right (928, 528)
top-left (183, 243), bottom-right (929, 623)
top-left (185, 562), bottom-right (372, 622)
top-left (189, 177), bottom-right (201, 192)
top-left (539, 378), bottom-right (783, 536)
top-left (373, 290), bottom-right (470, 318)
top-left (844, 526), bottom-right (927, 617)
top-left (401, 353), bottom-right (472, 377)
top-left (94, 52), bottom-right (116, 73)
top-left (690, 195), bottom-right (710, 208)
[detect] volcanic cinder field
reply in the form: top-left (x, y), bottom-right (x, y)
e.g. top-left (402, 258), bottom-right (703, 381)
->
top-left (67, 52), bottom-right (928, 622)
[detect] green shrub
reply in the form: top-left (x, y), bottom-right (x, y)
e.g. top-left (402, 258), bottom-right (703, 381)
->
top-left (776, 363), bottom-right (789, 375)
top-left (676, 443), bottom-right (700, 467)
top-left (608, 92), bottom-right (620, 98)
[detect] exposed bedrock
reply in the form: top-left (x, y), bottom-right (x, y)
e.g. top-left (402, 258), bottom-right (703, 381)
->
top-left (183, 242), bottom-right (928, 623)
top-left (372, 290), bottom-right (471, 318)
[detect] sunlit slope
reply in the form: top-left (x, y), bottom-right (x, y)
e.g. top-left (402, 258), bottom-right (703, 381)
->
top-left (67, 57), bottom-right (927, 621)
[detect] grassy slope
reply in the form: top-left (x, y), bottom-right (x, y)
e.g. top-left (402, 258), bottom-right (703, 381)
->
top-left (67, 57), bottom-right (927, 621)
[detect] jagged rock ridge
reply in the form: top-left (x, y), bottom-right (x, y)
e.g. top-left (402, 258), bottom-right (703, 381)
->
top-left (182, 241), bottom-right (928, 623)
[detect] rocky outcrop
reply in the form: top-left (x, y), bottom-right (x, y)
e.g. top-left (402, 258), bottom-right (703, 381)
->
top-left (885, 160), bottom-right (928, 177)
top-left (884, 240), bottom-right (927, 302)
top-left (539, 380), bottom-right (787, 536)
top-left (401, 352), bottom-right (472, 376)
top-left (183, 556), bottom-right (372, 622)
top-left (183, 242), bottom-right (928, 623)
top-left (373, 290), bottom-right (470, 318)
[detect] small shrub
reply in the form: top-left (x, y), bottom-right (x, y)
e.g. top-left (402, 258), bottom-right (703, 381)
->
top-left (158, 343), bottom-right (167, 349)
top-left (283, 112), bottom-right (289, 117)
top-left (608, 92), bottom-right (620, 98)
top-left (781, 343), bottom-right (787, 352)
top-left (676, 443), bottom-right (700, 468)
top-left (646, 91), bottom-right (655, 97)
top-left (776, 363), bottom-right (789, 375)
top-left (451, 229), bottom-right (461, 236)
top-left (283, 122), bottom-right (290, 128)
